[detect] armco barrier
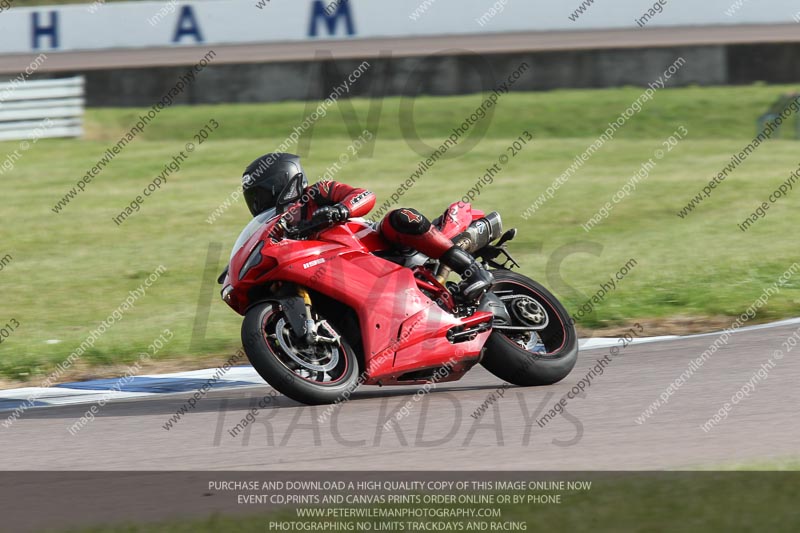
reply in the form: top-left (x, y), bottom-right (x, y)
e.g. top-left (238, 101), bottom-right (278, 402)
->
top-left (0, 76), bottom-right (84, 141)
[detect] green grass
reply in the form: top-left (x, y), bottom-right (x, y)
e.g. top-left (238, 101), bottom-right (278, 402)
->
top-left (67, 473), bottom-right (800, 532)
top-left (90, 84), bottom-right (799, 142)
top-left (2, 84), bottom-right (800, 381)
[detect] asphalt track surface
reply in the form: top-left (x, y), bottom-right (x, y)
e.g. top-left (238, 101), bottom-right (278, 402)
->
top-left (2, 321), bottom-right (798, 472)
top-left (2, 24), bottom-right (799, 74)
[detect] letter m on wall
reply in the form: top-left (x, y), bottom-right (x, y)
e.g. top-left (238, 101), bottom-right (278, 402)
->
top-left (308, 0), bottom-right (355, 37)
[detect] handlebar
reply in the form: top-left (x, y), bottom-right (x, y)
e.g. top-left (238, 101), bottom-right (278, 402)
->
top-left (282, 219), bottom-right (336, 240)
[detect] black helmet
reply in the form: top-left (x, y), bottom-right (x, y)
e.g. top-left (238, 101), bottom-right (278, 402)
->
top-left (242, 153), bottom-right (307, 216)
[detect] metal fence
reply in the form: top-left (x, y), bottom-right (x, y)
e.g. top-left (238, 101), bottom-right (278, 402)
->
top-left (0, 76), bottom-right (84, 142)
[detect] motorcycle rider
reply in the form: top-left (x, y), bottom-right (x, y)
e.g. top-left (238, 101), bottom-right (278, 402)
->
top-left (241, 153), bottom-right (494, 301)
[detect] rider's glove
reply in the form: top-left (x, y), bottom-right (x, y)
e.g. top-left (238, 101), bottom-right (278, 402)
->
top-left (310, 205), bottom-right (349, 227)
top-left (285, 205), bottom-right (350, 239)
top-left (309, 206), bottom-right (337, 228)
top-left (330, 204), bottom-right (350, 223)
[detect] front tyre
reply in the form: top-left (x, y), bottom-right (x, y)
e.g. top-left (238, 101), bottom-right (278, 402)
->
top-left (481, 270), bottom-right (578, 386)
top-left (242, 302), bottom-right (360, 405)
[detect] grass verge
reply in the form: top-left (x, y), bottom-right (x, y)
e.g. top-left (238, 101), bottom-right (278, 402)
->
top-left (1, 84), bottom-right (799, 382)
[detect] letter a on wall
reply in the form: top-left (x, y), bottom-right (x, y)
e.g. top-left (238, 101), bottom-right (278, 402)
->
top-left (173, 5), bottom-right (204, 43)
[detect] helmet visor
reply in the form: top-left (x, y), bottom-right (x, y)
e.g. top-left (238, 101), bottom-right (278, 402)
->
top-left (243, 186), bottom-right (276, 217)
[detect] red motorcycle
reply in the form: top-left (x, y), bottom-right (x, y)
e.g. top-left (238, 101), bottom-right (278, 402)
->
top-left (220, 202), bottom-right (578, 405)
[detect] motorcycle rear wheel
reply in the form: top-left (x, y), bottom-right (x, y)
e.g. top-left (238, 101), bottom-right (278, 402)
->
top-left (481, 270), bottom-right (579, 386)
top-left (242, 301), bottom-right (361, 405)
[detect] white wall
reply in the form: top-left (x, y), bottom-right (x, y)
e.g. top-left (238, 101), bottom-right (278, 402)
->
top-left (0, 0), bottom-right (798, 55)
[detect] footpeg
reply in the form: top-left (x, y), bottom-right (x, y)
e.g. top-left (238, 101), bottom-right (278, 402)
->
top-left (446, 322), bottom-right (492, 343)
top-left (313, 320), bottom-right (341, 344)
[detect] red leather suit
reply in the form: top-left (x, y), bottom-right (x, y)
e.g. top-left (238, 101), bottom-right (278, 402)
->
top-left (283, 180), bottom-right (453, 259)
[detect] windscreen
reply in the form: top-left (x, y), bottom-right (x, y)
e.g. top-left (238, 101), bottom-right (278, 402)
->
top-left (229, 208), bottom-right (277, 261)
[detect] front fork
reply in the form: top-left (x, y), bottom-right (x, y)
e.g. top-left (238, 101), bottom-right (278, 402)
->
top-left (296, 286), bottom-right (340, 345)
top-left (297, 287), bottom-right (316, 345)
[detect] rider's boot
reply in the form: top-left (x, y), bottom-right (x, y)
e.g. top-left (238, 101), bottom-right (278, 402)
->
top-left (440, 246), bottom-right (494, 302)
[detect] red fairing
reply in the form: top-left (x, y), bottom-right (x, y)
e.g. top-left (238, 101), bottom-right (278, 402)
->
top-left (438, 201), bottom-right (484, 239)
top-left (223, 202), bottom-right (493, 386)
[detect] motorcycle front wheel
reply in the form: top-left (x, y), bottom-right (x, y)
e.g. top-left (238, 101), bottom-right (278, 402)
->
top-left (242, 301), bottom-right (361, 405)
top-left (481, 270), bottom-right (579, 386)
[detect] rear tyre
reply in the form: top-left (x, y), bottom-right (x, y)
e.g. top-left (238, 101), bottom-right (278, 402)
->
top-left (242, 302), bottom-right (360, 405)
top-left (481, 270), bottom-right (578, 386)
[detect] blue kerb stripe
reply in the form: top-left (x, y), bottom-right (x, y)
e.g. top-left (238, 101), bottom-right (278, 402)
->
top-left (54, 377), bottom-right (258, 394)
top-left (0, 399), bottom-right (51, 411)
